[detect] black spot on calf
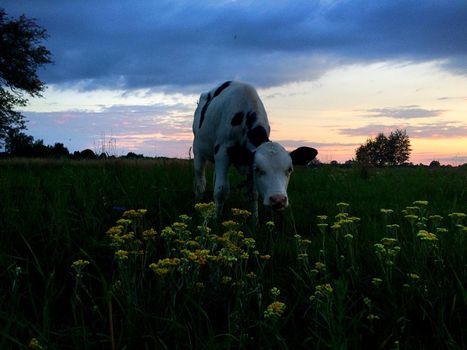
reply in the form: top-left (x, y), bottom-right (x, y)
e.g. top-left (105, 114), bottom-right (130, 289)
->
top-left (231, 112), bottom-right (244, 126)
top-left (199, 81), bottom-right (232, 129)
top-left (246, 111), bottom-right (257, 129)
top-left (213, 81), bottom-right (232, 98)
top-left (227, 143), bottom-right (254, 166)
top-left (247, 126), bottom-right (270, 148)
top-left (199, 93), bottom-right (212, 129)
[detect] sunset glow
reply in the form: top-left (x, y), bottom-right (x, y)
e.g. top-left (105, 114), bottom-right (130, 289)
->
top-left (5, 1), bottom-right (467, 165)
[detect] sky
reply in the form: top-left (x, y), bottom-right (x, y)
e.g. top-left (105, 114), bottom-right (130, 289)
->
top-left (4, 0), bottom-right (467, 164)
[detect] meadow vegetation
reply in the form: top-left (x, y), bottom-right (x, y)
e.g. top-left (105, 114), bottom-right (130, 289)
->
top-left (0, 158), bottom-right (465, 349)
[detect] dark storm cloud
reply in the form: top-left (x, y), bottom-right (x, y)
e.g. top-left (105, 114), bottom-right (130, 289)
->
top-left (5, 0), bottom-right (467, 91)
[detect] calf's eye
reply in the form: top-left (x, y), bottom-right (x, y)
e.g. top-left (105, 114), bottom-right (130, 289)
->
top-left (255, 168), bottom-right (265, 176)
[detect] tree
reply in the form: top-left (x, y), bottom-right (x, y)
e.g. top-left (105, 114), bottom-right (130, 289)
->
top-left (356, 129), bottom-right (411, 166)
top-left (0, 9), bottom-right (52, 143)
top-left (387, 129), bottom-right (411, 165)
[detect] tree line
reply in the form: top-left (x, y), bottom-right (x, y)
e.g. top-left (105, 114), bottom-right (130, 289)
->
top-left (1, 129), bottom-right (149, 160)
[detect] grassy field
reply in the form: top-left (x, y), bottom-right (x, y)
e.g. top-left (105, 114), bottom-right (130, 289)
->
top-left (0, 158), bottom-right (466, 349)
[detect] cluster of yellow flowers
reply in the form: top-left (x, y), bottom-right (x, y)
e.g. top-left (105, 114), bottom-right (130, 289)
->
top-left (71, 259), bottom-right (90, 270)
top-left (374, 238), bottom-right (400, 266)
top-left (417, 229), bottom-right (438, 242)
top-left (264, 301), bottom-right (286, 319)
top-left (149, 258), bottom-right (181, 276)
top-left (309, 283), bottom-right (333, 302)
top-left (319, 203), bottom-right (361, 236)
top-left (28, 338), bottom-right (45, 350)
top-left (122, 209), bottom-right (147, 219)
top-left (136, 204), bottom-right (271, 293)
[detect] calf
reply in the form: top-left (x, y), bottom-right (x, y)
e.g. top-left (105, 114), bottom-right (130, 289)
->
top-left (192, 81), bottom-right (317, 218)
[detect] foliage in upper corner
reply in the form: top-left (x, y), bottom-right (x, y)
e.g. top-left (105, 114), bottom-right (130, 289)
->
top-left (0, 8), bottom-right (52, 142)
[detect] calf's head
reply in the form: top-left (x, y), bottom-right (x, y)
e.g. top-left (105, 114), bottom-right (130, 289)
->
top-left (253, 142), bottom-right (317, 210)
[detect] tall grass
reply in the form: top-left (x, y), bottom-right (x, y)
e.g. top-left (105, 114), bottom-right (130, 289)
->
top-left (0, 159), bottom-right (465, 349)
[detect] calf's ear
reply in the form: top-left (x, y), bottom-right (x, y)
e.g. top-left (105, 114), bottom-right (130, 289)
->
top-left (289, 147), bottom-right (318, 166)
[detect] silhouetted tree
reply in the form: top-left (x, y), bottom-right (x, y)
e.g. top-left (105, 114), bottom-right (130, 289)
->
top-left (429, 160), bottom-right (441, 168)
top-left (51, 142), bottom-right (70, 158)
top-left (5, 129), bottom-right (70, 158)
top-left (356, 129), bottom-right (411, 166)
top-left (4, 129), bottom-right (33, 155)
top-left (78, 149), bottom-right (97, 159)
top-left (0, 9), bottom-right (52, 144)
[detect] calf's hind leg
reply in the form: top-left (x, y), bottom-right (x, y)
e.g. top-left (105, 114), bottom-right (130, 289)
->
top-left (194, 155), bottom-right (207, 201)
top-left (213, 153), bottom-right (231, 218)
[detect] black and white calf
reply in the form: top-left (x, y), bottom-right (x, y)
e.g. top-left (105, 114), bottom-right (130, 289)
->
top-left (192, 81), bottom-right (317, 218)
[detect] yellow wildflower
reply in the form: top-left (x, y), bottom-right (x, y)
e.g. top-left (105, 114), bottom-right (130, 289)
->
top-left (316, 215), bottom-right (328, 222)
top-left (116, 219), bottom-right (132, 226)
top-left (371, 277), bottom-right (383, 287)
top-left (184, 249), bottom-right (210, 265)
top-left (381, 237), bottom-right (397, 247)
top-left (336, 202), bottom-right (350, 211)
top-left (317, 223), bottom-right (328, 230)
top-left (417, 230), bottom-right (438, 241)
top-left (172, 222), bottom-right (188, 231)
top-left (142, 228), bottom-right (157, 240)
top-left (231, 208), bottom-right (251, 218)
top-left (221, 276), bottom-right (233, 284)
top-left (380, 208), bottom-right (393, 215)
top-left (310, 283), bottom-right (333, 301)
top-left (297, 253), bottom-right (308, 260)
top-left (121, 232), bottom-right (135, 241)
top-left (153, 267), bottom-right (170, 276)
top-left (106, 225), bottom-right (123, 236)
top-left (404, 214), bottom-right (418, 223)
top-left (114, 250), bottom-right (129, 260)
top-left (264, 301), bottom-right (286, 318)
top-left (28, 338), bottom-right (45, 350)
top-left (179, 214), bottom-right (192, 223)
top-left (331, 223), bottom-right (341, 230)
top-left (195, 202), bottom-right (216, 218)
top-left (259, 254), bottom-right (271, 260)
top-left (270, 287), bottom-right (281, 297)
top-left (122, 209), bottom-right (147, 219)
top-left (315, 261), bottom-right (326, 271)
top-left (161, 226), bottom-right (176, 238)
top-left (247, 271), bottom-right (256, 279)
top-left (222, 220), bottom-right (240, 230)
top-left (156, 258), bottom-right (181, 267)
top-left (242, 237), bottom-right (256, 249)
top-left (71, 259), bottom-right (90, 270)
